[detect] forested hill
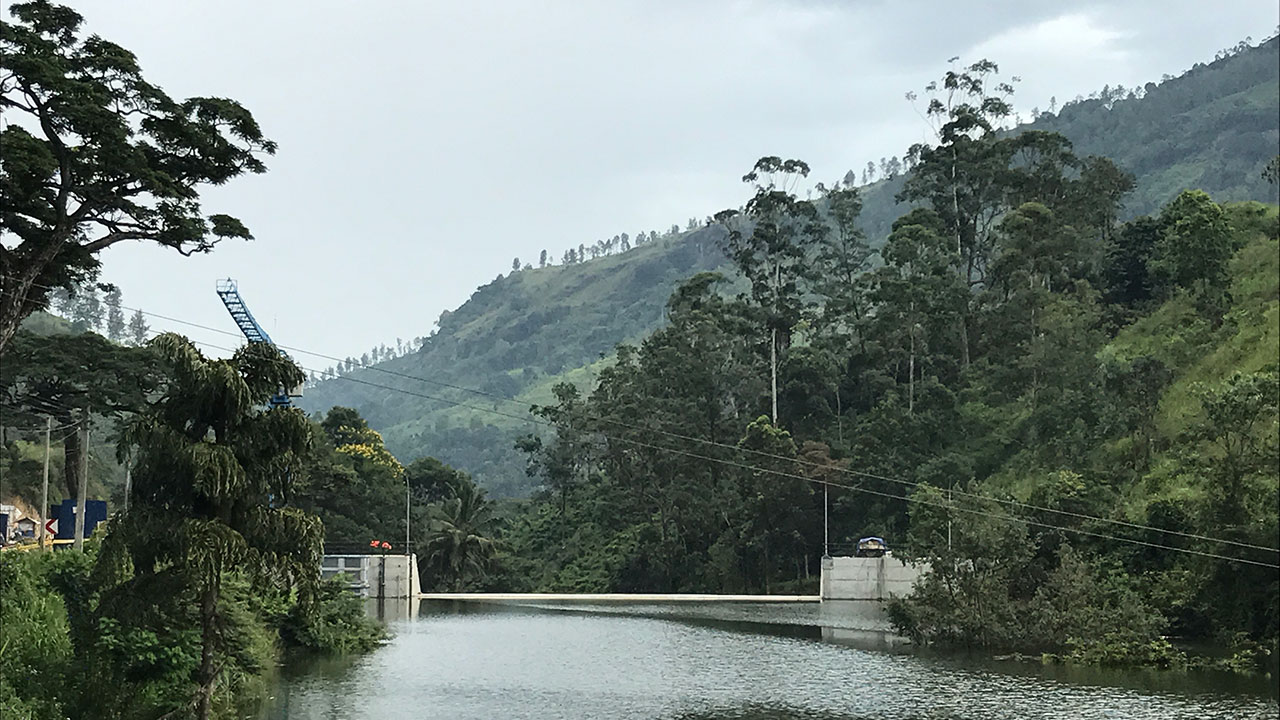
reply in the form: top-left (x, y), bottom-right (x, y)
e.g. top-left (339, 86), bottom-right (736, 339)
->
top-left (299, 227), bottom-right (731, 495)
top-left (300, 35), bottom-right (1280, 495)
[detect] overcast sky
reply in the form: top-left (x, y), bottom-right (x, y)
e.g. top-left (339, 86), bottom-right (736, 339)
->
top-left (55, 0), bottom-right (1279, 367)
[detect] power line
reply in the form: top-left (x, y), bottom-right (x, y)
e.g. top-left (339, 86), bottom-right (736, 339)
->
top-left (0, 409), bottom-right (80, 435)
top-left (11, 274), bottom-right (1280, 560)
top-left (170, 334), bottom-right (1279, 569)
top-left (0, 396), bottom-right (88, 421)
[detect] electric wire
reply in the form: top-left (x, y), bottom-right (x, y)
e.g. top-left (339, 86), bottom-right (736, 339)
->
top-left (168, 333), bottom-right (1280, 569)
top-left (9, 273), bottom-right (1280, 559)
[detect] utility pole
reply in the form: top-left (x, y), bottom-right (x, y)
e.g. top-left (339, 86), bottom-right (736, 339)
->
top-left (947, 483), bottom-right (953, 552)
top-left (40, 416), bottom-right (51, 551)
top-left (74, 408), bottom-right (88, 552)
top-left (823, 481), bottom-right (829, 558)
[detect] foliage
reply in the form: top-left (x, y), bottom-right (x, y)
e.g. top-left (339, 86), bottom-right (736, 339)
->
top-left (0, 341), bottom-right (389, 719)
top-left (0, 0), bottom-right (275, 352)
top-left (0, 329), bottom-right (157, 498)
top-left (0, 552), bottom-right (73, 720)
top-left (420, 475), bottom-right (499, 591)
top-left (280, 577), bottom-right (384, 654)
top-left (96, 334), bottom-right (319, 718)
top-left (293, 406), bottom-right (408, 546)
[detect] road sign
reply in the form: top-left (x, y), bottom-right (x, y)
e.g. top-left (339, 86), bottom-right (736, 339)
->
top-left (45, 518), bottom-right (57, 535)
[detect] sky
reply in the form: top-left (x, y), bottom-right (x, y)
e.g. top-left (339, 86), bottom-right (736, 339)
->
top-left (41, 0), bottom-right (1280, 366)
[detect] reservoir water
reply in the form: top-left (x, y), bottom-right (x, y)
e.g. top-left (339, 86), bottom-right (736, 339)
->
top-left (262, 599), bottom-right (1279, 720)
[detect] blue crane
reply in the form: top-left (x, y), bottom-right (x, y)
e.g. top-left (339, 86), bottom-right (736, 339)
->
top-left (216, 278), bottom-right (300, 407)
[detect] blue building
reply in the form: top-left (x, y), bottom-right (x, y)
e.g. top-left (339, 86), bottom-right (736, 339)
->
top-left (50, 500), bottom-right (108, 540)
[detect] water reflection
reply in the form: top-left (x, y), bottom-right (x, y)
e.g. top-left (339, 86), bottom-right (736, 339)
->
top-left (262, 599), bottom-right (1279, 720)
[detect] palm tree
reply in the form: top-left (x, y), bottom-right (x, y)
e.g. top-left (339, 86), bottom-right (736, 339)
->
top-left (423, 480), bottom-right (498, 591)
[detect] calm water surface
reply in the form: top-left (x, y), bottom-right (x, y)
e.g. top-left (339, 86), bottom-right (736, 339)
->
top-left (262, 600), bottom-right (1279, 720)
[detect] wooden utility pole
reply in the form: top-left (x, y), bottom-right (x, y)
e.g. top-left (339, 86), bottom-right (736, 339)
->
top-left (40, 415), bottom-right (51, 551)
top-left (73, 410), bottom-right (88, 552)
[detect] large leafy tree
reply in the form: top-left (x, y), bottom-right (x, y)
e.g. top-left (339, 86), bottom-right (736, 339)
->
top-left (869, 209), bottom-right (967, 412)
top-left (714, 157), bottom-right (824, 423)
top-left (1152, 189), bottom-right (1233, 296)
top-left (0, 1), bottom-right (276, 352)
top-left (811, 183), bottom-right (874, 353)
top-left (97, 334), bottom-right (318, 719)
top-left (286, 406), bottom-right (406, 547)
top-left (0, 329), bottom-right (157, 498)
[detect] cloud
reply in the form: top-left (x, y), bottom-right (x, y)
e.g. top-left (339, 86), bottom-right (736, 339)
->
top-left (33, 0), bottom-right (1273, 361)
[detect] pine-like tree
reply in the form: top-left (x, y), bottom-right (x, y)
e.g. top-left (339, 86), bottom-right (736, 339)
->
top-left (127, 308), bottom-right (149, 345)
top-left (105, 287), bottom-right (126, 341)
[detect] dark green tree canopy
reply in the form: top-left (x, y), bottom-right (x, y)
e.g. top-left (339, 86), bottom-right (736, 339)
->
top-left (0, 1), bottom-right (276, 352)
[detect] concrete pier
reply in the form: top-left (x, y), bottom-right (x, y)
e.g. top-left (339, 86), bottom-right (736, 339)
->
top-left (820, 555), bottom-right (924, 601)
top-left (322, 553), bottom-right (421, 599)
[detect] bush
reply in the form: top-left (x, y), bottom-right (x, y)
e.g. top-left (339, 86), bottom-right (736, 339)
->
top-left (0, 552), bottom-right (73, 720)
top-left (281, 577), bottom-right (385, 654)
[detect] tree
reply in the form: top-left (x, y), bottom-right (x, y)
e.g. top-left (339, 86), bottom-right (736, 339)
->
top-left (539, 249), bottom-right (548, 267)
top-left (735, 416), bottom-right (810, 593)
top-left (422, 476), bottom-right (498, 591)
top-left (50, 286), bottom-right (74, 315)
top-left (811, 183), bottom-right (873, 350)
top-left (1264, 155), bottom-right (1280, 185)
top-left (127, 308), bottom-right (148, 346)
top-left (0, 2), bottom-right (277, 353)
top-left (68, 284), bottom-right (103, 332)
top-left (1176, 368), bottom-right (1280, 637)
top-left (511, 257), bottom-right (520, 272)
top-left (97, 335), bottom-right (315, 719)
top-left (0, 330), bottom-right (157, 499)
top-left (901, 59), bottom-right (1016, 365)
top-left (1103, 216), bottom-right (1161, 306)
top-left (1152, 190), bottom-right (1232, 296)
top-left (104, 287), bottom-right (124, 341)
top-left (715, 156), bottom-right (823, 423)
top-left (870, 209), bottom-right (967, 412)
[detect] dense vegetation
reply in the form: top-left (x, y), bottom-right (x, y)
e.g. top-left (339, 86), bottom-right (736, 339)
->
top-left (0, 336), bottom-right (385, 719)
top-left (0, 12), bottom-right (387, 712)
top-left (302, 35), bottom-right (1280, 498)
top-left (0, 1), bottom-right (275, 352)
top-left (492, 55), bottom-right (1276, 667)
top-left (2, 2), bottom-right (1276, 700)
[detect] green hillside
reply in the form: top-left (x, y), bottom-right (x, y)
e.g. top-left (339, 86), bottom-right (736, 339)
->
top-left (301, 36), bottom-right (1280, 496)
top-left (300, 228), bottom-right (730, 495)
